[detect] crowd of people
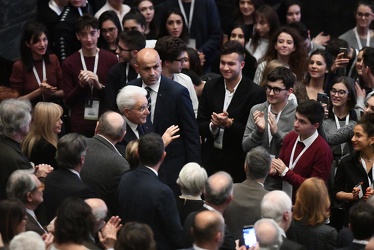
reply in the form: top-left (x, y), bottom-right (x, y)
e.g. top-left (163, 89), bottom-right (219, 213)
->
top-left (2, 0), bottom-right (374, 249)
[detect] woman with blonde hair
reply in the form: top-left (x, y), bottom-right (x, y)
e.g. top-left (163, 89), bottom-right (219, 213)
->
top-left (287, 177), bottom-right (337, 250)
top-left (22, 102), bottom-right (63, 168)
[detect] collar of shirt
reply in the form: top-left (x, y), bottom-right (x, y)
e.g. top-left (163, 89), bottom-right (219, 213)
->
top-left (279, 227), bottom-right (286, 238)
top-left (96, 134), bottom-right (121, 155)
top-left (26, 208), bottom-right (36, 219)
top-left (145, 165), bottom-right (158, 176)
top-left (297, 130), bottom-right (318, 147)
top-left (49, 0), bottom-right (64, 15)
top-left (68, 169), bottom-right (81, 179)
top-left (224, 76), bottom-right (241, 94)
top-left (193, 244), bottom-right (210, 250)
top-left (124, 118), bottom-right (140, 138)
top-left (142, 77), bottom-right (161, 94)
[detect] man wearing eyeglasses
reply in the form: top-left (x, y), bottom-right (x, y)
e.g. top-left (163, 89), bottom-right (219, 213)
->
top-left (154, 36), bottom-right (199, 117)
top-left (105, 30), bottom-right (146, 112)
top-left (197, 40), bottom-right (266, 183)
top-left (242, 67), bottom-right (297, 191)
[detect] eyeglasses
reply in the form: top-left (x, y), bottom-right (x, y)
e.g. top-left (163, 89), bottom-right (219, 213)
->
top-left (34, 183), bottom-right (45, 192)
top-left (133, 103), bottom-right (150, 113)
top-left (330, 88), bottom-right (349, 97)
top-left (175, 57), bottom-right (188, 63)
top-left (101, 27), bottom-right (117, 34)
top-left (265, 85), bottom-right (287, 95)
top-left (117, 44), bottom-right (133, 52)
top-left (356, 12), bottom-right (374, 18)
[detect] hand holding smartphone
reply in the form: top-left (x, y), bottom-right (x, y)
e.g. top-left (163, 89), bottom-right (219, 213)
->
top-left (243, 225), bottom-right (256, 248)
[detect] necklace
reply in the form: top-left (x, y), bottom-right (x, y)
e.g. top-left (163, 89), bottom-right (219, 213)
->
top-left (360, 153), bottom-right (374, 162)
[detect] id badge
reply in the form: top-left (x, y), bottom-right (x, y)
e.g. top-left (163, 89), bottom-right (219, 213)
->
top-left (214, 128), bottom-right (224, 149)
top-left (84, 98), bottom-right (99, 120)
top-left (357, 184), bottom-right (364, 199)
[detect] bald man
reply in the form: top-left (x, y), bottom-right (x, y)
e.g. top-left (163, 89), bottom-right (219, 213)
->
top-left (191, 210), bottom-right (225, 250)
top-left (128, 48), bottom-right (201, 195)
top-left (81, 111), bottom-right (130, 216)
top-left (254, 218), bottom-right (283, 249)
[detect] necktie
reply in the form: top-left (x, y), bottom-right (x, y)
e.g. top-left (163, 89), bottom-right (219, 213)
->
top-left (293, 141), bottom-right (305, 161)
top-left (137, 125), bottom-right (145, 137)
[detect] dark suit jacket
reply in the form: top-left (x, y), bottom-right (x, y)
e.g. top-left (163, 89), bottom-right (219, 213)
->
top-left (81, 135), bottom-right (130, 215)
top-left (26, 212), bottom-right (46, 235)
top-left (197, 76), bottom-right (266, 182)
top-left (336, 242), bottom-right (367, 250)
top-left (128, 76), bottom-right (201, 191)
top-left (117, 165), bottom-right (183, 250)
top-left (44, 169), bottom-right (97, 222)
top-left (286, 220), bottom-right (337, 250)
top-left (116, 121), bottom-right (154, 156)
top-left (0, 135), bottom-right (33, 200)
top-left (183, 207), bottom-right (236, 250)
top-left (281, 236), bottom-right (307, 250)
top-left (223, 179), bottom-right (268, 241)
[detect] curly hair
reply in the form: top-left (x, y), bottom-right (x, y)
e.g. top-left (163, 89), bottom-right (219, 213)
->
top-left (263, 26), bottom-right (308, 81)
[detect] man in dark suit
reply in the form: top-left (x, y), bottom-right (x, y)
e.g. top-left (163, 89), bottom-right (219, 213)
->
top-left (197, 40), bottom-right (266, 183)
top-left (183, 210), bottom-right (225, 250)
top-left (81, 111), bottom-right (130, 216)
top-left (117, 133), bottom-right (184, 250)
top-left (261, 190), bottom-right (306, 250)
top-left (184, 171), bottom-right (236, 250)
top-left (105, 30), bottom-right (146, 112)
top-left (128, 48), bottom-right (201, 194)
top-left (223, 146), bottom-right (270, 241)
top-left (0, 99), bottom-right (52, 201)
top-left (44, 133), bottom-right (97, 222)
top-left (336, 201), bottom-right (374, 250)
top-left (7, 169), bottom-right (48, 235)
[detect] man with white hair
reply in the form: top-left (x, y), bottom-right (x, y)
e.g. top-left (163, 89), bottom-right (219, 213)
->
top-left (261, 191), bottom-right (305, 250)
top-left (0, 99), bottom-right (52, 201)
top-left (254, 218), bottom-right (283, 250)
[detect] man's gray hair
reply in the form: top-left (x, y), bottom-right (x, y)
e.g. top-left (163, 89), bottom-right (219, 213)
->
top-left (204, 171), bottom-right (233, 206)
top-left (261, 191), bottom-right (292, 223)
top-left (0, 99), bottom-right (32, 137)
top-left (56, 133), bottom-right (87, 169)
top-left (9, 231), bottom-right (45, 250)
top-left (116, 85), bottom-right (147, 113)
top-left (245, 146), bottom-right (271, 179)
top-left (177, 162), bottom-right (208, 196)
top-left (6, 169), bottom-right (36, 203)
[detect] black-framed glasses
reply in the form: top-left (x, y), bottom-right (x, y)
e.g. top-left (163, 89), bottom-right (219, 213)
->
top-left (175, 57), bottom-right (188, 63)
top-left (265, 85), bottom-right (287, 95)
top-left (355, 12), bottom-right (374, 18)
top-left (330, 88), bottom-right (349, 97)
top-left (101, 27), bottom-right (117, 33)
top-left (117, 44), bottom-right (133, 52)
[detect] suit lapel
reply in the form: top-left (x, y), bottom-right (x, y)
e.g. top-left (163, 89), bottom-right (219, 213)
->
top-left (226, 78), bottom-right (247, 114)
top-left (153, 76), bottom-right (168, 128)
top-left (214, 78), bottom-right (226, 111)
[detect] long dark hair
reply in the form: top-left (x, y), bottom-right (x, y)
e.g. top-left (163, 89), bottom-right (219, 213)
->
top-left (0, 199), bottom-right (26, 245)
top-left (98, 10), bottom-right (122, 51)
top-left (20, 21), bottom-right (51, 72)
top-left (158, 7), bottom-right (189, 44)
top-left (250, 5), bottom-right (280, 53)
top-left (233, 0), bottom-right (264, 23)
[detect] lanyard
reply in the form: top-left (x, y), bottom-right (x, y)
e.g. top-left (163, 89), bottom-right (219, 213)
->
top-left (267, 103), bottom-right (285, 145)
top-left (354, 27), bottom-right (370, 50)
top-left (334, 112), bottom-right (349, 155)
top-left (360, 157), bottom-right (374, 187)
top-left (177, 0), bottom-right (195, 31)
top-left (32, 59), bottom-right (46, 86)
top-left (348, 49), bottom-right (359, 77)
top-left (79, 49), bottom-right (99, 95)
top-left (289, 138), bottom-right (312, 170)
top-left (78, 7), bottom-right (83, 16)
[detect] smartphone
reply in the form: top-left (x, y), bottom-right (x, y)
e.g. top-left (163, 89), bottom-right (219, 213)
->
top-left (243, 225), bottom-right (256, 248)
top-left (317, 93), bottom-right (329, 105)
top-left (339, 47), bottom-right (348, 58)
